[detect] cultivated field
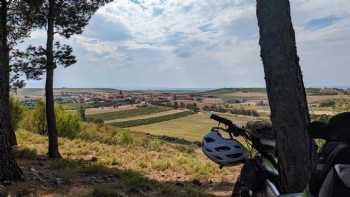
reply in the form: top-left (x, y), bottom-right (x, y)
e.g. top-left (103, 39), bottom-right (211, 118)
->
top-left (105, 109), bottom-right (188, 123)
top-left (86, 106), bottom-right (171, 121)
top-left (86, 104), bottom-right (139, 115)
top-left (130, 112), bottom-right (258, 142)
top-left (109, 111), bottom-right (195, 128)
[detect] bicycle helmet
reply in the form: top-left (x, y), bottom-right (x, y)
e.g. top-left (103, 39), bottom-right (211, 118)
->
top-left (202, 129), bottom-right (248, 167)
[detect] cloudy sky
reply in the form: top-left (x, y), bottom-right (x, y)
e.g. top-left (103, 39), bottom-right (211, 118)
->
top-left (25, 0), bottom-right (350, 89)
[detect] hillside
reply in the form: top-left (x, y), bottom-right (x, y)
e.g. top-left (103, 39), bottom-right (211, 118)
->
top-left (6, 127), bottom-right (239, 197)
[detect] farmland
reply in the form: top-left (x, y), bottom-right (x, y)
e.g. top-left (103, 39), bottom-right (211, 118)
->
top-left (109, 111), bottom-right (195, 128)
top-left (130, 112), bottom-right (258, 142)
top-left (86, 106), bottom-right (171, 121)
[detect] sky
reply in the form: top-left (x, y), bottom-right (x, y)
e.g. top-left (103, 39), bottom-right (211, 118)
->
top-left (24, 0), bottom-right (350, 89)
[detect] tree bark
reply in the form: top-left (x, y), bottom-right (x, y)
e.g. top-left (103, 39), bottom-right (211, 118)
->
top-left (0, 0), bottom-right (23, 181)
top-left (46, 0), bottom-right (61, 158)
top-left (256, 0), bottom-right (313, 193)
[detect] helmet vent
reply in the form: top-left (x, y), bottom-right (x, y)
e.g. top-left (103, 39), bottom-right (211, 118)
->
top-left (214, 156), bottom-right (223, 160)
top-left (204, 137), bottom-right (215, 143)
top-left (206, 148), bottom-right (213, 152)
top-left (234, 145), bottom-right (242, 149)
top-left (215, 146), bottom-right (231, 152)
top-left (227, 153), bottom-right (243, 158)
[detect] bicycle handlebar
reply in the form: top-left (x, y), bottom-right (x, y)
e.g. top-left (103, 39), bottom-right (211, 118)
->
top-left (210, 114), bottom-right (245, 136)
top-left (210, 114), bottom-right (233, 126)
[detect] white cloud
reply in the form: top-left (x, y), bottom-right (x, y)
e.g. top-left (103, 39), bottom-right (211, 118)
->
top-left (25, 0), bottom-right (350, 89)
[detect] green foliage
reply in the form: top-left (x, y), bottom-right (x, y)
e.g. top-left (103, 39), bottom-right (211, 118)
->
top-left (230, 108), bottom-right (260, 117)
top-left (109, 111), bottom-right (195, 128)
top-left (32, 99), bottom-right (47, 134)
top-left (86, 106), bottom-right (170, 121)
top-left (10, 97), bottom-right (25, 130)
top-left (320, 100), bottom-right (336, 107)
top-left (21, 99), bottom-right (80, 138)
top-left (112, 131), bottom-right (134, 145)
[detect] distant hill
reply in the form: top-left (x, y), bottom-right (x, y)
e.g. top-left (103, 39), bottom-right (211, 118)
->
top-left (194, 88), bottom-right (350, 97)
top-left (194, 88), bottom-right (266, 97)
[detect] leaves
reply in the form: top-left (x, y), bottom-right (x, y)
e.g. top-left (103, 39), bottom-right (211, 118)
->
top-left (11, 42), bottom-right (76, 80)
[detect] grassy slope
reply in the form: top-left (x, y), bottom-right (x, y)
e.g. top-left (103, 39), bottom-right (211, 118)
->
top-left (86, 106), bottom-right (171, 121)
top-left (13, 129), bottom-right (239, 197)
top-left (130, 112), bottom-right (257, 142)
top-left (109, 111), bottom-right (194, 128)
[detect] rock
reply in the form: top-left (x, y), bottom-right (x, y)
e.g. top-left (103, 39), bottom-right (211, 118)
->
top-left (0, 185), bottom-right (8, 197)
top-left (175, 182), bottom-right (185, 187)
top-left (192, 179), bottom-right (202, 186)
top-left (30, 167), bottom-right (37, 173)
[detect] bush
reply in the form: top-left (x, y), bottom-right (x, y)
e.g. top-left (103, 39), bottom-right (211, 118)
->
top-left (56, 105), bottom-right (81, 139)
top-left (21, 99), bottom-right (81, 138)
top-left (112, 131), bottom-right (134, 145)
top-left (230, 108), bottom-right (259, 117)
top-left (320, 100), bottom-right (336, 107)
top-left (10, 97), bottom-right (25, 131)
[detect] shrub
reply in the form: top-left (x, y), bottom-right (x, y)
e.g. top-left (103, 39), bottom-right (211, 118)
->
top-left (21, 99), bottom-right (81, 138)
top-left (56, 105), bottom-right (81, 139)
top-left (230, 108), bottom-right (260, 117)
top-left (10, 97), bottom-right (25, 131)
top-left (320, 100), bottom-right (336, 107)
top-left (112, 131), bottom-right (134, 145)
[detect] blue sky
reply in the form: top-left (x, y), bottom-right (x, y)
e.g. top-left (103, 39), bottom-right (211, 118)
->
top-left (25, 0), bottom-right (350, 89)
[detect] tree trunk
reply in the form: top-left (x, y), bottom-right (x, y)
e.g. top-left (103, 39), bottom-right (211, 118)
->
top-left (0, 0), bottom-right (23, 181)
top-left (256, 0), bottom-right (313, 193)
top-left (46, 0), bottom-right (61, 158)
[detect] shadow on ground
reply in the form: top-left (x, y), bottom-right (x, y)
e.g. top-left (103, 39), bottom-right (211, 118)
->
top-left (6, 148), bottom-right (233, 197)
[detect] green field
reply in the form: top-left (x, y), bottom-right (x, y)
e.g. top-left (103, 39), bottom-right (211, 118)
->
top-left (109, 111), bottom-right (194, 128)
top-left (86, 106), bottom-right (171, 121)
top-left (130, 112), bottom-right (258, 142)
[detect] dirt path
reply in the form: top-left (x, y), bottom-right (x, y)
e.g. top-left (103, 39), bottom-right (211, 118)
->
top-left (104, 109), bottom-right (187, 123)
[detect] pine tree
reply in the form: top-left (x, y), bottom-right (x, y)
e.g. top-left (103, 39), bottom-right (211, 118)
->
top-left (256, 0), bottom-right (314, 192)
top-left (19, 0), bottom-right (112, 158)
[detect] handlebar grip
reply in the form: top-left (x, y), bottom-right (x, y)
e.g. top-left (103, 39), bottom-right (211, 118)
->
top-left (210, 114), bottom-right (233, 126)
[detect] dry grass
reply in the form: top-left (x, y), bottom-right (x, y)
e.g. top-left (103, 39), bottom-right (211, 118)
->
top-left (14, 129), bottom-right (240, 196)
